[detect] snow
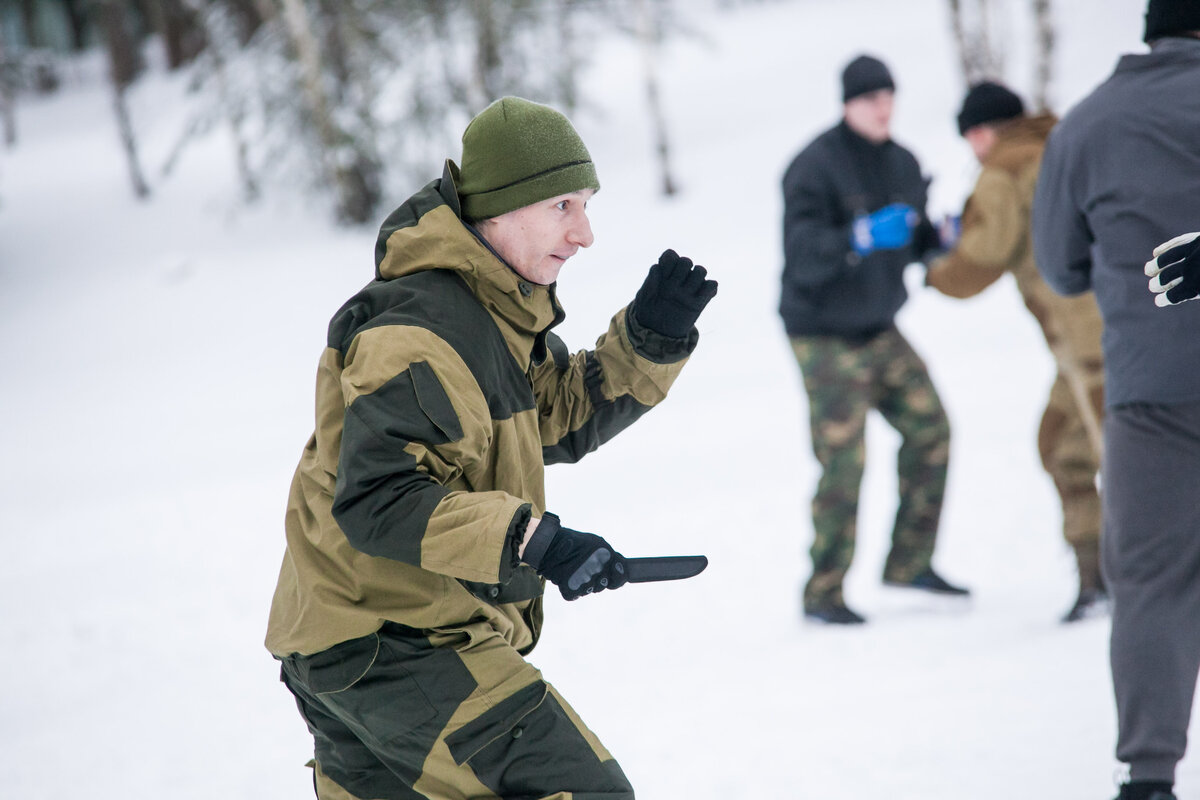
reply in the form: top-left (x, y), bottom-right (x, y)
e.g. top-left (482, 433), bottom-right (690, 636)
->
top-left (1, 1), bottom-right (1190, 798)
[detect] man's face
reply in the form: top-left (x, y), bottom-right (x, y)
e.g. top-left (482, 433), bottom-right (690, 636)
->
top-left (476, 189), bottom-right (596, 285)
top-left (843, 89), bottom-right (895, 144)
top-left (964, 125), bottom-right (998, 164)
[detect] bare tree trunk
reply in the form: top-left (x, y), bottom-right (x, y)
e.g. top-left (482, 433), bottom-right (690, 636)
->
top-left (112, 88), bottom-right (151, 198)
top-left (63, 0), bottom-right (91, 51)
top-left (278, 0), bottom-right (375, 223)
top-left (175, 0), bottom-right (259, 201)
top-left (99, 0), bottom-right (151, 199)
top-left (946, 0), bottom-right (973, 85)
top-left (19, 0), bottom-right (62, 94)
top-left (221, 0), bottom-right (269, 44)
top-left (0, 36), bottom-right (16, 147)
top-left (18, 0), bottom-right (42, 48)
top-left (100, 1), bottom-right (142, 89)
top-left (946, 0), bottom-right (1004, 86)
top-left (316, 0), bottom-right (380, 220)
top-left (635, 0), bottom-right (676, 196)
top-left (155, 0), bottom-right (206, 69)
top-left (977, 0), bottom-right (1000, 77)
top-left (1032, 0), bottom-right (1055, 111)
top-left (470, 0), bottom-right (501, 107)
top-left (555, 0), bottom-right (578, 113)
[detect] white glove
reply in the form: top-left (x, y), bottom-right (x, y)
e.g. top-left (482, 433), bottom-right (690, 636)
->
top-left (1145, 231), bottom-right (1200, 307)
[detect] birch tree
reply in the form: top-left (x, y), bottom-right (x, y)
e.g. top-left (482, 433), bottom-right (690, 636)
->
top-left (98, 0), bottom-right (151, 199)
top-left (635, 0), bottom-right (677, 196)
top-left (1031, 0), bottom-right (1055, 111)
top-left (278, 0), bottom-right (378, 223)
top-left (0, 36), bottom-right (16, 147)
top-left (162, 0), bottom-right (609, 223)
top-left (947, 0), bottom-right (1005, 86)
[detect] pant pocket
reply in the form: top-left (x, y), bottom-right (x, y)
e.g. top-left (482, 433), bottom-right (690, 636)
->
top-left (287, 632), bottom-right (442, 746)
top-left (285, 632), bottom-right (382, 695)
top-left (446, 682), bottom-right (634, 798)
top-left (444, 680), bottom-right (547, 766)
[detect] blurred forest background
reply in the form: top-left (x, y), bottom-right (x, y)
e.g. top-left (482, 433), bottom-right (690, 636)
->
top-left (0, 0), bottom-right (1057, 224)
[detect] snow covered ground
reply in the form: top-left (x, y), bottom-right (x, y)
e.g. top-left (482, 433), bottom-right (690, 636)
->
top-left (2, 1), bottom-right (1192, 798)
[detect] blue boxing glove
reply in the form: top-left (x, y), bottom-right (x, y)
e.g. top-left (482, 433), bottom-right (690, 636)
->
top-left (851, 203), bottom-right (919, 256)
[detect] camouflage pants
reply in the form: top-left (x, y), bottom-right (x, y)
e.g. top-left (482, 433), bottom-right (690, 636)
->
top-left (1038, 372), bottom-right (1103, 591)
top-left (789, 328), bottom-right (950, 608)
top-left (280, 622), bottom-right (633, 800)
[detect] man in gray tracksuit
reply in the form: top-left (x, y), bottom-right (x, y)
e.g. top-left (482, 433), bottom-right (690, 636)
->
top-left (1032, 3), bottom-right (1200, 798)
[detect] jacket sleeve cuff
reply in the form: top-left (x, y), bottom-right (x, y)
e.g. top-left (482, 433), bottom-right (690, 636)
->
top-left (520, 511), bottom-right (560, 571)
top-left (623, 306), bottom-right (699, 364)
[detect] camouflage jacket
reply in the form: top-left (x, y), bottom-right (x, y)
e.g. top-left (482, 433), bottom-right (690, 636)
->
top-left (266, 162), bottom-right (696, 657)
top-left (926, 114), bottom-right (1102, 372)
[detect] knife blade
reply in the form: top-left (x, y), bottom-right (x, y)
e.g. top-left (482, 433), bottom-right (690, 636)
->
top-left (622, 555), bottom-right (708, 583)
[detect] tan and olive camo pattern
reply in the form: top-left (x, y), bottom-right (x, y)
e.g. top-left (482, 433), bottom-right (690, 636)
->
top-left (266, 170), bottom-right (693, 659)
top-left (266, 165), bottom-right (694, 798)
top-left (925, 113), bottom-right (1103, 575)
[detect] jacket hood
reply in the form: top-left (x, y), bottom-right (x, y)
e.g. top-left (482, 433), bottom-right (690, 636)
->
top-left (985, 112), bottom-right (1058, 174)
top-left (372, 159), bottom-right (564, 365)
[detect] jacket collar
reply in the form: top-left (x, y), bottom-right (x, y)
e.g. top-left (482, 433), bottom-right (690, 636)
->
top-left (377, 160), bottom-right (565, 369)
top-left (837, 119), bottom-right (891, 151)
top-left (983, 113), bottom-right (1057, 170)
top-left (1119, 35), bottom-right (1200, 71)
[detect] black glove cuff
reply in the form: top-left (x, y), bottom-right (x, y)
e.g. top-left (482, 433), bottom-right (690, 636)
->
top-left (521, 511), bottom-right (560, 571)
top-left (624, 306), bottom-right (698, 364)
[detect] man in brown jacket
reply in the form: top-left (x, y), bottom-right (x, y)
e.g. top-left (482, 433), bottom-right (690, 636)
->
top-left (926, 81), bottom-right (1107, 622)
top-left (266, 97), bottom-right (717, 799)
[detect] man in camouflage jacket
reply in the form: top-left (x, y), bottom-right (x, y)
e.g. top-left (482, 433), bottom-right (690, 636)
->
top-left (926, 82), bottom-right (1107, 623)
top-left (266, 97), bottom-right (717, 800)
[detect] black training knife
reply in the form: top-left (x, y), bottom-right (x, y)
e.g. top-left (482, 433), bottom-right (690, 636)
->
top-left (622, 555), bottom-right (708, 583)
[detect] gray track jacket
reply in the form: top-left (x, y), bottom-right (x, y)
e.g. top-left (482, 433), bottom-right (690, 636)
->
top-left (1033, 37), bottom-right (1200, 407)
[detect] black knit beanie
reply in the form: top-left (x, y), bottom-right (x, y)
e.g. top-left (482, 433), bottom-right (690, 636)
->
top-left (842, 55), bottom-right (895, 102)
top-left (956, 81), bottom-right (1026, 135)
top-left (456, 97), bottom-right (599, 221)
top-left (1144, 0), bottom-right (1200, 42)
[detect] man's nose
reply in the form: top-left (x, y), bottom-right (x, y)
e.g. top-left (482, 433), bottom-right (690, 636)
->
top-left (569, 211), bottom-right (595, 249)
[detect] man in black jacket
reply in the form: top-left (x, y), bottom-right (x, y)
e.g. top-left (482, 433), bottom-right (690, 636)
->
top-left (780, 54), bottom-right (968, 625)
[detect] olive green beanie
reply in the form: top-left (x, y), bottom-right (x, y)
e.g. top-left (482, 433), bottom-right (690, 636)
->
top-left (457, 96), bottom-right (599, 221)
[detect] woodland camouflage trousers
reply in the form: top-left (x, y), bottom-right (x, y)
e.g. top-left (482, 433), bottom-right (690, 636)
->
top-left (789, 327), bottom-right (950, 609)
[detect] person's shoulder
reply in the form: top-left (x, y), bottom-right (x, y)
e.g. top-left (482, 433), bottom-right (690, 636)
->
top-left (882, 137), bottom-right (923, 174)
top-left (794, 123), bottom-right (845, 158)
top-left (987, 117), bottom-right (1053, 173)
top-left (334, 269), bottom-right (468, 335)
top-left (784, 126), bottom-right (840, 182)
top-left (1053, 60), bottom-right (1130, 136)
top-left (870, 128), bottom-right (915, 160)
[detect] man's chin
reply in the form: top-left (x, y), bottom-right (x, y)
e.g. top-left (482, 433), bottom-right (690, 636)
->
top-left (535, 260), bottom-right (565, 285)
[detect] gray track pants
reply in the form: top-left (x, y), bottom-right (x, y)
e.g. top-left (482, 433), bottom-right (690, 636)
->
top-left (1105, 402), bottom-right (1200, 782)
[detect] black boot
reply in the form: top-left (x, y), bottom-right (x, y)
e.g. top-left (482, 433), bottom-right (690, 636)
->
top-left (804, 599), bottom-right (866, 625)
top-left (1063, 585), bottom-right (1111, 623)
top-left (883, 567), bottom-right (970, 596)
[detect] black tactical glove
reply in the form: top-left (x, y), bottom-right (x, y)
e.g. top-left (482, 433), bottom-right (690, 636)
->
top-left (1146, 232), bottom-right (1200, 307)
top-left (521, 513), bottom-right (628, 601)
top-left (631, 249), bottom-right (719, 338)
